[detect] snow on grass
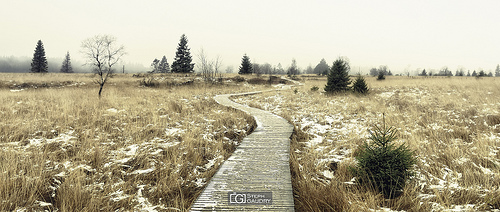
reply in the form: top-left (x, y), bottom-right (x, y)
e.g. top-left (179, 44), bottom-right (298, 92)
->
top-left (165, 127), bottom-right (185, 136)
top-left (134, 185), bottom-right (162, 212)
top-left (109, 189), bottom-right (130, 202)
top-left (233, 82), bottom-right (500, 211)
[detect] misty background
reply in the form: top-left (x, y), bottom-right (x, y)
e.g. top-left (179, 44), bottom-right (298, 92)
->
top-left (2, 1), bottom-right (500, 75)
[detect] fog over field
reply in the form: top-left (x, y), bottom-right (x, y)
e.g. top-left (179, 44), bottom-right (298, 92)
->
top-left (1, 1), bottom-right (500, 74)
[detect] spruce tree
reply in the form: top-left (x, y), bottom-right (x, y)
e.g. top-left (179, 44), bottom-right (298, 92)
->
top-left (314, 58), bottom-right (329, 75)
top-left (420, 69), bottom-right (427, 76)
top-left (324, 57), bottom-right (350, 94)
top-left (171, 34), bottom-right (194, 73)
top-left (238, 54), bottom-right (253, 74)
top-left (60, 51), bottom-right (73, 73)
top-left (30, 40), bottom-right (48, 73)
top-left (352, 74), bottom-right (369, 94)
top-left (495, 64), bottom-right (500, 77)
top-left (158, 56), bottom-right (170, 73)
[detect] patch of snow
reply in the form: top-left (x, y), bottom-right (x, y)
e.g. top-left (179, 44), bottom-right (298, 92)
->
top-left (130, 167), bottom-right (155, 175)
top-left (110, 189), bottom-right (130, 202)
top-left (306, 135), bottom-right (323, 147)
top-left (106, 108), bottom-right (119, 113)
top-left (36, 200), bottom-right (52, 207)
top-left (322, 170), bottom-right (334, 179)
top-left (134, 185), bottom-right (159, 212)
top-left (205, 155), bottom-right (223, 170)
top-left (165, 127), bottom-right (185, 136)
top-left (378, 91), bottom-right (394, 99)
top-left (194, 178), bottom-right (206, 187)
top-left (157, 141), bottom-right (180, 148)
top-left (124, 144), bottom-right (139, 156)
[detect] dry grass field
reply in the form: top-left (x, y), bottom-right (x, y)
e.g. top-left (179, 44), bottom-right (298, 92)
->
top-left (0, 73), bottom-right (268, 211)
top-left (2, 73), bottom-right (500, 211)
top-left (233, 76), bottom-right (500, 211)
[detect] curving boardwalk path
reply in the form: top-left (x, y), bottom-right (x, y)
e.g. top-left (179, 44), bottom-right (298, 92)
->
top-left (190, 91), bottom-right (295, 211)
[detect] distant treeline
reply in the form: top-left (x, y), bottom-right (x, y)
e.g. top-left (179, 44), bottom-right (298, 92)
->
top-left (0, 56), bottom-right (148, 73)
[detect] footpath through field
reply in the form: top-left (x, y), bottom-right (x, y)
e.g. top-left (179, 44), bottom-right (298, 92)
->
top-left (190, 90), bottom-right (295, 211)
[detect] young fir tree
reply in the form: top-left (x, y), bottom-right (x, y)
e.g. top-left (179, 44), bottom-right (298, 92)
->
top-left (60, 51), bottom-right (73, 73)
top-left (31, 40), bottom-right (48, 73)
top-left (238, 54), bottom-right (253, 74)
top-left (171, 34), bottom-right (194, 73)
top-left (158, 56), bottom-right (170, 73)
top-left (352, 74), bottom-right (369, 94)
top-left (351, 117), bottom-right (416, 198)
top-left (324, 57), bottom-right (350, 93)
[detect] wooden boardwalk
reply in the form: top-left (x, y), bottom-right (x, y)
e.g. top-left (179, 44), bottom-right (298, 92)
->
top-left (190, 92), bottom-right (295, 211)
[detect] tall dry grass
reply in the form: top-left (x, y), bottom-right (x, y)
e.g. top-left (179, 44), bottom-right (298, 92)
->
top-left (0, 73), bottom-right (262, 211)
top-left (234, 75), bottom-right (500, 211)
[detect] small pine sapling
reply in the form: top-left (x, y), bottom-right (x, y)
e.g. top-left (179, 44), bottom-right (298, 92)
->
top-left (351, 115), bottom-right (416, 198)
top-left (352, 74), bottom-right (369, 94)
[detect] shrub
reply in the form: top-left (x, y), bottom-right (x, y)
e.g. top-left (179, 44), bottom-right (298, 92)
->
top-left (377, 71), bottom-right (386, 80)
top-left (247, 77), bottom-right (267, 84)
top-left (351, 119), bottom-right (416, 198)
top-left (310, 86), bottom-right (319, 91)
top-left (139, 77), bottom-right (158, 87)
top-left (352, 75), bottom-right (369, 94)
top-left (232, 76), bottom-right (246, 83)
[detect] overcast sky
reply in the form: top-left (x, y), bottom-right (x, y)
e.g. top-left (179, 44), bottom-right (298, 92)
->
top-left (2, 0), bottom-right (500, 73)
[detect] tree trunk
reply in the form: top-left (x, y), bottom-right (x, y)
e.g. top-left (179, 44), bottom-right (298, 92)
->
top-left (98, 83), bottom-right (104, 98)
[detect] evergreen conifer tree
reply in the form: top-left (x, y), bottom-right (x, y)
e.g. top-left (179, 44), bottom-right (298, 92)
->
top-left (351, 119), bottom-right (416, 198)
top-left (472, 70), bottom-right (477, 76)
top-left (60, 51), bottom-right (73, 73)
top-left (238, 54), bottom-right (253, 74)
top-left (324, 57), bottom-right (350, 93)
top-left (171, 34), bottom-right (194, 73)
top-left (495, 65), bottom-right (500, 77)
top-left (314, 58), bottom-right (329, 75)
top-left (30, 40), bottom-right (48, 73)
top-left (420, 69), bottom-right (427, 76)
top-left (158, 56), bottom-right (170, 73)
top-left (352, 74), bottom-right (369, 94)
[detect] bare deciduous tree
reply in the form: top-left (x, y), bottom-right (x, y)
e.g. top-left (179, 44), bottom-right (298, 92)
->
top-left (81, 35), bottom-right (125, 98)
top-left (197, 48), bottom-right (222, 83)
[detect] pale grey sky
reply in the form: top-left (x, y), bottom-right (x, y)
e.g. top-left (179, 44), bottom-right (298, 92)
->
top-left (2, 0), bottom-right (500, 74)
